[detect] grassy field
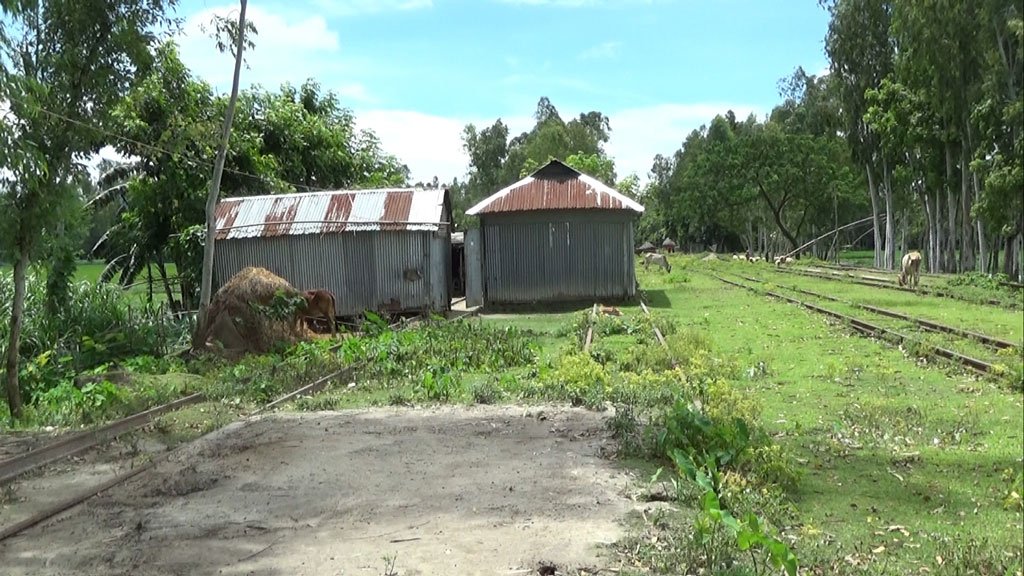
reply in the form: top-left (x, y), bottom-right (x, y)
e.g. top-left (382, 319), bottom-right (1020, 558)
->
top-left (3, 252), bottom-right (1021, 573)
top-left (477, 255), bottom-right (1023, 572)
top-left (1, 260), bottom-right (180, 307)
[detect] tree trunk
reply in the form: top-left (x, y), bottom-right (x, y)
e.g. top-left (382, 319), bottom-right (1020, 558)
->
top-left (960, 143), bottom-right (975, 271)
top-left (943, 143), bottom-right (957, 272)
top-left (4, 243), bottom-right (28, 421)
top-left (866, 164), bottom-right (883, 268)
top-left (147, 262), bottom-right (154, 304)
top-left (900, 208), bottom-right (908, 259)
top-left (883, 158), bottom-right (895, 270)
top-left (991, 231), bottom-right (999, 274)
top-left (156, 258), bottom-right (178, 311)
top-left (934, 189), bottom-right (944, 273)
top-left (924, 192), bottom-right (935, 272)
top-left (196, 0), bottom-right (248, 342)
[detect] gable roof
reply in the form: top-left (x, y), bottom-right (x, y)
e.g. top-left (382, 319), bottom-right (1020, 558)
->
top-left (465, 159), bottom-right (644, 216)
top-left (214, 188), bottom-right (449, 240)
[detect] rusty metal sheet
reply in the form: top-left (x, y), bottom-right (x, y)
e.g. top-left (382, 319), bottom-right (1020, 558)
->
top-left (466, 159), bottom-right (644, 216)
top-left (214, 188), bottom-right (448, 239)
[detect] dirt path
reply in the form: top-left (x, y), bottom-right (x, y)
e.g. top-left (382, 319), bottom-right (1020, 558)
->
top-left (1, 405), bottom-right (640, 576)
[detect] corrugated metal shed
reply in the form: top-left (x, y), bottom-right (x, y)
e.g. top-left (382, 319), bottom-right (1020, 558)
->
top-left (213, 188), bottom-right (452, 317)
top-left (465, 159), bottom-right (644, 216)
top-left (215, 188), bottom-right (448, 240)
top-left (465, 160), bottom-right (644, 306)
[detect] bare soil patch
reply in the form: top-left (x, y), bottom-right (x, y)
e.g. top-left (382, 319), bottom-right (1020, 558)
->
top-left (1, 405), bottom-right (638, 576)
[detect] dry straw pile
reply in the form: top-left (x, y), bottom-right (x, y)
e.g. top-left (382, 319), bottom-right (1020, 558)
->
top-left (193, 267), bottom-right (313, 357)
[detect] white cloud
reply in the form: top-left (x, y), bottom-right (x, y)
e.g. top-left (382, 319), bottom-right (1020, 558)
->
top-left (336, 83), bottom-right (375, 104)
top-left (354, 110), bottom-right (532, 184)
top-left (579, 41), bottom-right (622, 60)
top-left (354, 103), bottom-right (762, 185)
top-left (311, 0), bottom-right (433, 16)
top-left (605, 103), bottom-right (762, 180)
top-left (176, 4), bottom-right (350, 93)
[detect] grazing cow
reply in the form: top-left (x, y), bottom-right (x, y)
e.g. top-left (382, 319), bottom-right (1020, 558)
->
top-left (898, 251), bottom-right (923, 289)
top-left (301, 289), bottom-right (337, 334)
top-left (643, 253), bottom-right (672, 273)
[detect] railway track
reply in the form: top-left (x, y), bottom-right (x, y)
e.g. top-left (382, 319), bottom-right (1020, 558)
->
top-left (711, 273), bottom-right (1002, 378)
top-left (732, 273), bottom-right (1019, 352)
top-left (815, 262), bottom-right (1024, 291)
top-left (775, 267), bottom-right (1013, 308)
top-left (0, 311), bottom-right (488, 543)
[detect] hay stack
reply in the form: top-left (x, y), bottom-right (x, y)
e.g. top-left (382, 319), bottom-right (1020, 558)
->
top-left (193, 267), bottom-right (313, 356)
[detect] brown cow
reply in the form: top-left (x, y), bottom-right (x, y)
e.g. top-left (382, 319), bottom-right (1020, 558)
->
top-left (898, 251), bottom-right (923, 288)
top-left (301, 290), bottom-right (337, 335)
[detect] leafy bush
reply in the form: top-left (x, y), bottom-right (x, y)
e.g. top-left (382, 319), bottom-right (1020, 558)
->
top-left (337, 320), bottom-right (537, 380)
top-left (0, 273), bottom-right (185, 403)
top-left (469, 378), bottom-right (504, 405)
top-left (558, 310), bottom-right (679, 349)
top-left (535, 352), bottom-right (609, 406)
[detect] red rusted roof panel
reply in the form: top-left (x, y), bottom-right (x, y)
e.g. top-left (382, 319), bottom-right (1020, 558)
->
top-left (214, 188), bottom-right (448, 239)
top-left (215, 200), bottom-right (242, 240)
top-left (324, 193), bottom-right (354, 234)
top-left (263, 197), bottom-right (299, 237)
top-left (381, 190), bottom-right (413, 231)
top-left (465, 159), bottom-right (643, 216)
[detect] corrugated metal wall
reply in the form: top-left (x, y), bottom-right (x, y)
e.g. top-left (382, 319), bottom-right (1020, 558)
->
top-left (214, 230), bottom-right (450, 316)
top-left (480, 211), bottom-right (637, 304)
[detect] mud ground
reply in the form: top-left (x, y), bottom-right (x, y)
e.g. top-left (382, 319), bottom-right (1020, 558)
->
top-left (0, 405), bottom-right (640, 576)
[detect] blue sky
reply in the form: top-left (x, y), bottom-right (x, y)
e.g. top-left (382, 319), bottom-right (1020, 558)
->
top-left (170, 0), bottom-right (832, 183)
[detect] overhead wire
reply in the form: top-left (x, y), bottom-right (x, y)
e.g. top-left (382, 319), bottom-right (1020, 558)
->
top-left (2, 92), bottom-right (331, 194)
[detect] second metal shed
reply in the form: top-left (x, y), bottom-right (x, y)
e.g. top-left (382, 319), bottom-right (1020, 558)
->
top-left (464, 159), bottom-right (644, 306)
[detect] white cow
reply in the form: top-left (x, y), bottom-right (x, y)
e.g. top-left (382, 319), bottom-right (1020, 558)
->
top-left (899, 251), bottom-right (923, 288)
top-left (643, 253), bottom-right (672, 273)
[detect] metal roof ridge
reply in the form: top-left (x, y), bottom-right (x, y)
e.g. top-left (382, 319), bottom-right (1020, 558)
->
top-left (465, 159), bottom-right (644, 215)
top-left (221, 187), bottom-right (443, 202)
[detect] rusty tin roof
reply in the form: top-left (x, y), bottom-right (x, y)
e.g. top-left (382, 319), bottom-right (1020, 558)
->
top-left (214, 188), bottom-right (449, 240)
top-left (465, 159), bottom-right (644, 216)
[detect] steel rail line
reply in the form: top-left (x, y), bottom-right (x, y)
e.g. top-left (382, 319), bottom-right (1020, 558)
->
top-left (712, 274), bottom-right (998, 377)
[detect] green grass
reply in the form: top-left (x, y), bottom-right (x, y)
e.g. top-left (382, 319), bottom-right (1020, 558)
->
top-left (617, 256), bottom-right (1024, 571)
top-left (1, 260), bottom-right (181, 307)
top-left (3, 250), bottom-right (1021, 573)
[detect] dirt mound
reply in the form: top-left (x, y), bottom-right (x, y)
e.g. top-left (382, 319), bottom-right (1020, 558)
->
top-left (192, 267), bottom-right (312, 356)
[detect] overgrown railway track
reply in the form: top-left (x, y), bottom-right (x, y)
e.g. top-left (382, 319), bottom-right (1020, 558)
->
top-left (732, 273), bottom-right (1018, 352)
top-left (0, 309), bottom-right (482, 544)
top-left (813, 262), bottom-right (1024, 291)
top-left (711, 273), bottom-right (1005, 379)
top-left (774, 267), bottom-right (1014, 308)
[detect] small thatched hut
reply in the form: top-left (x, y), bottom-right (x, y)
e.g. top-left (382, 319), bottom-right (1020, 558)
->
top-left (635, 241), bottom-right (657, 255)
top-left (662, 238), bottom-right (677, 253)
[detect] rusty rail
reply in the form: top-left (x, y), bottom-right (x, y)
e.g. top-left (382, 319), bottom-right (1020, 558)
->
top-left (776, 267), bottom-right (1011, 307)
top-left (814, 262), bottom-right (1024, 290)
top-left (0, 392), bottom-right (205, 486)
top-left (734, 273), bottom-right (1018, 351)
top-left (583, 304), bottom-right (598, 353)
top-left (713, 274), bottom-right (998, 377)
top-left (639, 301), bottom-right (677, 369)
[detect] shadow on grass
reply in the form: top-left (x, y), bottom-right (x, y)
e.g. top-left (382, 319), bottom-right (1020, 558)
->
top-left (640, 290), bottom-right (672, 309)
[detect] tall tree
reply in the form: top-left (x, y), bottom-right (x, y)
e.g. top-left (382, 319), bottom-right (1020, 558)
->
top-left (198, 0), bottom-right (248, 336)
top-left (0, 0), bottom-right (177, 421)
top-left (825, 0), bottom-right (895, 268)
